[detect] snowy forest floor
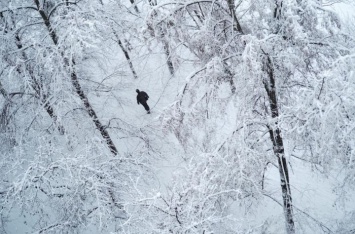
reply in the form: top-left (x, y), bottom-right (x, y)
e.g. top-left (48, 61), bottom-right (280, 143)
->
top-left (80, 40), bottom-right (355, 233)
top-left (2, 1), bottom-right (355, 233)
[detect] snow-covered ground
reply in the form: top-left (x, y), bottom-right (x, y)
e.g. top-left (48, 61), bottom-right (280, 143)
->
top-left (89, 23), bottom-right (355, 233)
top-left (2, 1), bottom-right (355, 233)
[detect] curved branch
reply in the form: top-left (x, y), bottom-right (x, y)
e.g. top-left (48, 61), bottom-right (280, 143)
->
top-left (0, 6), bottom-right (37, 14)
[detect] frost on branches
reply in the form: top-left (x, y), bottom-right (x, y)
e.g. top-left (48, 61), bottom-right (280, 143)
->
top-left (0, 0), bottom-right (158, 233)
top-left (0, 0), bottom-right (355, 233)
top-left (157, 0), bottom-right (355, 233)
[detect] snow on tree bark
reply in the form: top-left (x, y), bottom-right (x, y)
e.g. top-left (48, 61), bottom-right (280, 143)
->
top-left (0, 9), bottom-right (65, 134)
top-left (1, 0), bottom-right (355, 233)
top-left (34, 0), bottom-right (118, 155)
top-left (114, 32), bottom-right (139, 79)
top-left (263, 53), bottom-right (295, 234)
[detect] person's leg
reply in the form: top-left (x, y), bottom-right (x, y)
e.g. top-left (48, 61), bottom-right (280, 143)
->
top-left (143, 103), bottom-right (150, 113)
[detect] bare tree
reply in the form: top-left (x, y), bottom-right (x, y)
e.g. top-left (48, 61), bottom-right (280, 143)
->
top-left (33, 0), bottom-right (118, 155)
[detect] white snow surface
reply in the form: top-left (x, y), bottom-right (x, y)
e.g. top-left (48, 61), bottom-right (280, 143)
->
top-left (2, 1), bottom-right (355, 234)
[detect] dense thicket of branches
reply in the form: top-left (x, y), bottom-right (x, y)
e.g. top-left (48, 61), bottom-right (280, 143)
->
top-left (0, 0), bottom-right (157, 233)
top-left (156, 0), bottom-right (355, 233)
top-left (1, 0), bottom-right (355, 233)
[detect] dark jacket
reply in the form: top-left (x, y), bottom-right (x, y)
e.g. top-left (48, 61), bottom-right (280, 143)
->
top-left (137, 91), bottom-right (149, 105)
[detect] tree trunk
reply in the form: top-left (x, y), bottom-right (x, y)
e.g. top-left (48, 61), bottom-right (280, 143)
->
top-left (16, 34), bottom-right (65, 134)
top-left (148, 0), bottom-right (175, 76)
top-left (113, 31), bottom-right (138, 79)
top-left (69, 62), bottom-right (118, 155)
top-left (34, 0), bottom-right (118, 155)
top-left (1, 11), bottom-right (65, 134)
top-left (263, 55), bottom-right (295, 234)
top-left (226, 0), bottom-right (243, 34)
top-left (129, 0), bottom-right (139, 13)
top-left (163, 41), bottom-right (175, 76)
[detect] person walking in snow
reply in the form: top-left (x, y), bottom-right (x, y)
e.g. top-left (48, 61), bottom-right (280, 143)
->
top-left (136, 89), bottom-right (150, 114)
